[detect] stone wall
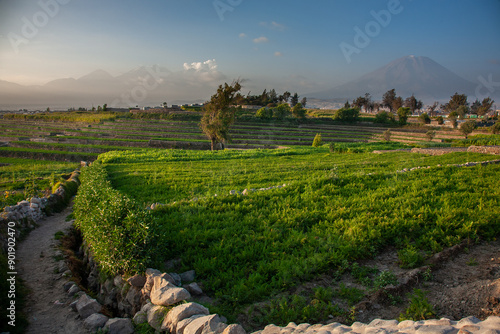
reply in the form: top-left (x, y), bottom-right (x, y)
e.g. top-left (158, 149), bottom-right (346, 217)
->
top-left (0, 170), bottom-right (80, 253)
top-left (467, 145), bottom-right (500, 155)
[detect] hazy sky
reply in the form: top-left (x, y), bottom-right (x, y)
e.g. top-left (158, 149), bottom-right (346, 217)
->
top-left (1, 0), bottom-right (499, 95)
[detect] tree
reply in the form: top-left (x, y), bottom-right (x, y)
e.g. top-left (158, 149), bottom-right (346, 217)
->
top-left (383, 129), bottom-right (391, 141)
top-left (428, 102), bottom-right (440, 117)
top-left (418, 113), bottom-right (431, 125)
top-left (312, 133), bottom-right (323, 147)
top-left (397, 107), bottom-right (411, 125)
top-left (103, 104), bottom-right (108, 111)
top-left (333, 108), bottom-right (360, 123)
top-left (291, 103), bottom-right (306, 119)
top-left (97, 105), bottom-right (102, 111)
top-left (300, 97), bottom-right (307, 107)
top-left (353, 93), bottom-right (371, 113)
top-left (273, 103), bottom-right (291, 120)
top-left (448, 111), bottom-right (458, 129)
top-left (443, 93), bottom-right (468, 113)
top-left (256, 107), bottom-right (273, 119)
top-left (477, 98), bottom-right (494, 116)
top-left (436, 116), bottom-right (444, 125)
top-left (426, 130), bottom-right (436, 141)
top-left (392, 96), bottom-right (404, 112)
top-left (46, 107), bottom-right (50, 112)
top-left (456, 105), bottom-right (468, 119)
top-left (460, 120), bottom-right (477, 139)
top-left (200, 80), bottom-right (242, 151)
top-left (383, 89), bottom-right (397, 112)
top-left (269, 89), bottom-right (278, 104)
top-left (491, 122), bottom-right (500, 134)
top-left (290, 93), bottom-right (299, 107)
top-left (374, 111), bottom-right (395, 124)
top-left (404, 95), bottom-right (423, 113)
top-left (470, 99), bottom-right (481, 115)
top-left (280, 91), bottom-right (291, 103)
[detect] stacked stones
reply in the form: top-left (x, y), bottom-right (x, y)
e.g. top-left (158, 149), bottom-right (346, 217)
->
top-left (251, 317), bottom-right (500, 334)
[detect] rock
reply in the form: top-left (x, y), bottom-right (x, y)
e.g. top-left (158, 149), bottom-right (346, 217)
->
top-left (261, 324), bottom-right (282, 334)
top-left (151, 282), bottom-right (191, 306)
top-left (415, 325), bottom-right (456, 334)
top-left (114, 275), bottom-right (125, 288)
top-left (125, 286), bottom-right (142, 310)
top-left (70, 300), bottom-right (78, 311)
top-left (180, 270), bottom-right (196, 283)
top-left (148, 305), bottom-right (169, 331)
top-left (242, 189), bottom-right (249, 195)
top-left (176, 315), bottom-right (205, 334)
top-left (63, 281), bottom-right (76, 292)
top-left (222, 324), bottom-right (247, 334)
top-left (162, 302), bottom-right (210, 333)
top-left (169, 272), bottom-right (182, 286)
top-left (183, 314), bottom-right (224, 334)
top-left (127, 274), bottom-right (146, 288)
top-left (75, 294), bottom-right (102, 319)
top-left (84, 313), bottom-right (109, 332)
top-left (185, 282), bottom-right (203, 296)
top-left (133, 310), bottom-right (148, 325)
top-left (105, 318), bottom-right (134, 334)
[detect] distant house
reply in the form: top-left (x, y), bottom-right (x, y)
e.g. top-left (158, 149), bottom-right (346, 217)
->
top-left (240, 105), bottom-right (263, 110)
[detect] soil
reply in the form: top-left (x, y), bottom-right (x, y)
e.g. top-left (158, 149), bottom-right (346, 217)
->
top-left (17, 204), bottom-right (89, 334)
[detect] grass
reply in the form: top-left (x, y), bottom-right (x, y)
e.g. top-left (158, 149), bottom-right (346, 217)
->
top-left (74, 146), bottom-right (500, 326)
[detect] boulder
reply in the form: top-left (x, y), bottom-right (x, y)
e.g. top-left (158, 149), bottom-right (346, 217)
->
top-left (180, 270), bottom-right (196, 283)
top-left (127, 274), bottom-right (147, 288)
top-left (151, 283), bottom-right (191, 306)
top-left (185, 282), bottom-right (203, 296)
top-left (133, 310), bottom-right (148, 325)
top-left (176, 315), bottom-right (206, 334)
top-left (147, 305), bottom-right (169, 331)
top-left (84, 313), bottom-right (109, 332)
top-left (169, 272), bottom-right (182, 286)
top-left (222, 324), bottom-right (247, 334)
top-left (75, 294), bottom-right (102, 319)
top-left (183, 314), bottom-right (226, 334)
top-left (161, 302), bottom-right (210, 333)
top-left (105, 318), bottom-right (134, 334)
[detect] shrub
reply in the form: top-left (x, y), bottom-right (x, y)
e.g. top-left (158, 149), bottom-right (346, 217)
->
top-left (256, 107), bottom-right (273, 120)
top-left (383, 129), bottom-right (391, 141)
top-left (436, 116), bottom-right (444, 125)
top-left (292, 103), bottom-right (306, 119)
top-left (374, 111), bottom-right (396, 124)
top-left (399, 289), bottom-right (436, 321)
top-left (312, 134), bottom-right (323, 147)
top-left (419, 113), bottom-right (431, 125)
top-left (426, 130), bottom-right (436, 142)
top-left (73, 163), bottom-right (155, 274)
top-left (333, 108), bottom-right (360, 123)
top-left (373, 270), bottom-right (398, 289)
top-left (397, 107), bottom-right (412, 126)
top-left (398, 245), bottom-right (424, 269)
top-left (490, 122), bottom-right (500, 134)
top-left (273, 103), bottom-right (291, 120)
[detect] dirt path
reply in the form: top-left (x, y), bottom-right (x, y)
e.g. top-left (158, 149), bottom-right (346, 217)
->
top-left (17, 204), bottom-right (89, 334)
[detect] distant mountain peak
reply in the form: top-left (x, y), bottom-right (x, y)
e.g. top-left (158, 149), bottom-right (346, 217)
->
top-left (78, 69), bottom-right (115, 82)
top-left (309, 56), bottom-right (476, 103)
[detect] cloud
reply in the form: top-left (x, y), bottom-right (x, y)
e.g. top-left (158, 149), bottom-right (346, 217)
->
top-left (274, 51), bottom-right (283, 57)
top-left (260, 21), bottom-right (286, 31)
top-left (183, 59), bottom-right (218, 72)
top-left (239, 33), bottom-right (247, 39)
top-left (253, 36), bottom-right (269, 44)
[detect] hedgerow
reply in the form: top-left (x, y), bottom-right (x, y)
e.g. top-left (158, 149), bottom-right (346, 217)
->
top-left (73, 163), bottom-right (155, 274)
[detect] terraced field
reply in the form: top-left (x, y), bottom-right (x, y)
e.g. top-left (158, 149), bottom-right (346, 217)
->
top-left (0, 112), bottom-right (470, 162)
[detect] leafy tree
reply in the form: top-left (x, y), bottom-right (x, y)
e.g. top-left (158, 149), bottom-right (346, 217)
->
top-left (291, 103), bottom-right (306, 119)
top-left (269, 89), bottom-right (278, 104)
top-left (256, 107), bottom-right (273, 119)
top-left (436, 116), bottom-right (444, 125)
top-left (333, 108), bottom-right (360, 123)
top-left (426, 130), bottom-right (436, 141)
top-left (460, 120), bottom-right (477, 139)
top-left (290, 93), bottom-right (299, 107)
top-left (456, 105), bottom-right (469, 119)
top-left (418, 113), bottom-right (431, 124)
top-left (273, 103), bottom-right (291, 120)
top-left (344, 101), bottom-right (351, 109)
top-left (280, 91), bottom-right (291, 103)
top-left (448, 111), bottom-right (458, 129)
top-left (405, 95), bottom-right (423, 113)
top-left (103, 103), bottom-right (108, 111)
top-left (46, 107), bottom-right (50, 112)
top-left (353, 93), bottom-right (371, 112)
top-left (97, 105), bottom-right (102, 111)
top-left (443, 93), bottom-right (468, 113)
top-left (397, 107), bottom-right (412, 125)
top-left (393, 97), bottom-right (404, 114)
top-left (200, 80), bottom-right (242, 151)
top-left (383, 89), bottom-right (397, 112)
top-left (312, 133), bottom-right (323, 147)
top-left (300, 97), bottom-right (307, 107)
top-left (477, 98), bottom-right (494, 116)
top-left (470, 99), bottom-right (481, 115)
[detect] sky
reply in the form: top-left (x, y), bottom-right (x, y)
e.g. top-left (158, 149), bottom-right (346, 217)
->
top-left (0, 0), bottom-right (499, 99)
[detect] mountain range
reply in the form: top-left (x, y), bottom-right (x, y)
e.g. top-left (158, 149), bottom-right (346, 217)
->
top-left (0, 56), bottom-right (495, 110)
top-left (308, 55), bottom-right (491, 104)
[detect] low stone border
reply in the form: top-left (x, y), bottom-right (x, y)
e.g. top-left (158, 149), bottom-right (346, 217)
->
top-left (0, 169), bottom-right (80, 253)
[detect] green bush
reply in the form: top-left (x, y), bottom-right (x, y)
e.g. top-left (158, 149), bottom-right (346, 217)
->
top-left (256, 107), bottom-right (273, 120)
top-left (374, 111), bottom-right (396, 124)
top-left (436, 116), bottom-right (444, 125)
top-left (491, 122), bottom-right (500, 134)
top-left (419, 113), bottom-right (431, 125)
top-left (333, 108), bottom-right (360, 123)
top-left (73, 163), bottom-right (155, 275)
top-left (398, 245), bottom-right (424, 269)
top-left (312, 134), bottom-right (323, 147)
top-left (399, 289), bottom-right (436, 321)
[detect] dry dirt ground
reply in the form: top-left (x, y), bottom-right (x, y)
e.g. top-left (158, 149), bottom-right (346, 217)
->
top-left (17, 204), bottom-right (89, 334)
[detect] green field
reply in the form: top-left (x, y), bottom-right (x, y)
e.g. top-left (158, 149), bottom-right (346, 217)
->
top-left (74, 145), bottom-right (500, 327)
